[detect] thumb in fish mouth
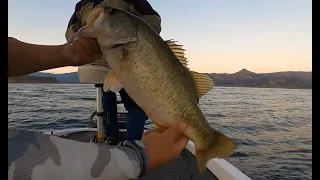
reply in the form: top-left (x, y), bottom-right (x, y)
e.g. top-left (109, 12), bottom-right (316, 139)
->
top-left (67, 24), bottom-right (98, 44)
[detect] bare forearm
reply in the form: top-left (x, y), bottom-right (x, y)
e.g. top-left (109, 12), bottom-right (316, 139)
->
top-left (8, 37), bottom-right (70, 77)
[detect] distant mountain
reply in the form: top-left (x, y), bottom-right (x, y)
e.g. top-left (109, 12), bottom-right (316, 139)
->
top-left (9, 69), bottom-right (312, 89)
top-left (8, 75), bottom-right (59, 84)
top-left (29, 72), bottom-right (80, 83)
top-left (206, 69), bottom-right (312, 89)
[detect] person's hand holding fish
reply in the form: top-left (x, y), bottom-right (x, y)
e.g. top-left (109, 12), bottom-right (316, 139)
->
top-left (141, 122), bottom-right (189, 169)
top-left (63, 37), bottom-right (102, 66)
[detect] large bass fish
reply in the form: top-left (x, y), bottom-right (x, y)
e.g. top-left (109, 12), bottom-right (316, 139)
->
top-left (71, 7), bottom-right (236, 174)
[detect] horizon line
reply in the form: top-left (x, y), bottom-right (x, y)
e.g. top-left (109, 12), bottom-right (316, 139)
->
top-left (40, 69), bottom-right (312, 75)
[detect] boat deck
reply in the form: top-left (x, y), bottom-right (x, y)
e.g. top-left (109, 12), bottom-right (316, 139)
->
top-left (63, 131), bottom-right (219, 180)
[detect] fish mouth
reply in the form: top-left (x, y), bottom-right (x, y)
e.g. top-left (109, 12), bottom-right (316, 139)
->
top-left (105, 37), bottom-right (136, 50)
top-left (111, 43), bottom-right (126, 48)
top-left (100, 43), bottom-right (126, 51)
top-left (108, 37), bottom-right (137, 49)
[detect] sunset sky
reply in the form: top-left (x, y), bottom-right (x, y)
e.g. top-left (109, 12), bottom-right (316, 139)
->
top-left (8, 0), bottom-right (312, 74)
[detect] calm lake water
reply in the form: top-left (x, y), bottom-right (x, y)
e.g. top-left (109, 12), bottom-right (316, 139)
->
top-left (8, 84), bottom-right (312, 180)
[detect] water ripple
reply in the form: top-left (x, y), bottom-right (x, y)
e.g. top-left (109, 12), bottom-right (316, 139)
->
top-left (8, 84), bottom-right (312, 180)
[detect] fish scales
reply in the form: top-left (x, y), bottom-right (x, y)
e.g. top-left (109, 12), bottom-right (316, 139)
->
top-left (72, 7), bottom-right (236, 174)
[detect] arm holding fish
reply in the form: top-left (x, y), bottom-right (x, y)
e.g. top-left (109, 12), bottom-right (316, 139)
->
top-left (8, 36), bottom-right (101, 77)
top-left (8, 0), bottom-right (103, 77)
top-left (8, 128), bottom-right (146, 180)
top-left (9, 1), bottom-right (190, 179)
top-left (8, 123), bottom-right (189, 180)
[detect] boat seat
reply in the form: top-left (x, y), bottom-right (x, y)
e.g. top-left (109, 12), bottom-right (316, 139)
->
top-left (78, 59), bottom-right (110, 84)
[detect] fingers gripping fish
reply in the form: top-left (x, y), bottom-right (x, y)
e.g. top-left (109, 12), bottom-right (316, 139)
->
top-left (70, 7), bottom-right (236, 174)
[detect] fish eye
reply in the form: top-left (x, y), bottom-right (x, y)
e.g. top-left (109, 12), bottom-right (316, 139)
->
top-left (107, 8), bottom-right (115, 14)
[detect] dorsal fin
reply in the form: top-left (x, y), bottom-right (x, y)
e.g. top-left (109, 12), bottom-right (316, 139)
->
top-left (165, 39), bottom-right (214, 98)
top-left (165, 39), bottom-right (189, 69)
top-left (103, 38), bottom-right (214, 97)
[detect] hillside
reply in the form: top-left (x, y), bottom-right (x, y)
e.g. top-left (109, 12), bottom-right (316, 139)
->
top-left (8, 75), bottom-right (59, 84)
top-left (206, 69), bottom-right (312, 89)
top-left (8, 69), bottom-right (312, 89)
top-left (29, 72), bottom-right (79, 83)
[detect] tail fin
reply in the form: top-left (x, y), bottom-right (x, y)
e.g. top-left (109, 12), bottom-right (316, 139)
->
top-left (196, 131), bottom-right (236, 174)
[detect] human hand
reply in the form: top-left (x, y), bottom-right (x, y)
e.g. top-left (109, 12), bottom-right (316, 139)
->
top-left (141, 122), bottom-right (189, 170)
top-left (63, 37), bottom-right (102, 66)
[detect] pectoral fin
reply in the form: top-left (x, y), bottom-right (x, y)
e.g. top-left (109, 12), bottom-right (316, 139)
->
top-left (103, 69), bottom-right (123, 92)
